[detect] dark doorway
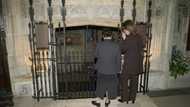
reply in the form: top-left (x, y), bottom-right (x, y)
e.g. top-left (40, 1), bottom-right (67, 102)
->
top-left (55, 25), bottom-right (119, 99)
top-left (186, 18), bottom-right (190, 51)
top-left (0, 0), bottom-right (13, 106)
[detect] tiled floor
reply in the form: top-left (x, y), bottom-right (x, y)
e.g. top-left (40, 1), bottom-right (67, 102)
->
top-left (148, 88), bottom-right (190, 97)
top-left (14, 94), bottom-right (158, 107)
top-left (152, 94), bottom-right (190, 107)
top-left (149, 88), bottom-right (190, 107)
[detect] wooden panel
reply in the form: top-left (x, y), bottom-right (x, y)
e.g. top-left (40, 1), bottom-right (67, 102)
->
top-left (36, 22), bottom-right (49, 49)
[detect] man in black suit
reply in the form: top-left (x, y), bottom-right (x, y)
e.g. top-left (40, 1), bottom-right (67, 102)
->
top-left (119, 20), bottom-right (145, 104)
top-left (92, 30), bottom-right (121, 107)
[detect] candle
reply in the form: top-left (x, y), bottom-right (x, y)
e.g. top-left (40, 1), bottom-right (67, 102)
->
top-left (29, 0), bottom-right (33, 6)
top-left (62, 0), bottom-right (65, 6)
top-left (121, 0), bottom-right (124, 7)
top-left (48, 0), bottom-right (52, 7)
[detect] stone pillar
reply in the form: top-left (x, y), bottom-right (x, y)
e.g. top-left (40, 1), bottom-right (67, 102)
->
top-left (3, 0), bottom-right (32, 96)
top-left (148, 0), bottom-right (178, 90)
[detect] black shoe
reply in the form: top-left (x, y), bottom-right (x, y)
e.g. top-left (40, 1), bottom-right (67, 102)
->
top-left (118, 99), bottom-right (125, 103)
top-left (91, 101), bottom-right (101, 107)
top-left (105, 100), bottom-right (111, 107)
top-left (105, 99), bottom-right (111, 105)
top-left (132, 100), bottom-right (135, 104)
top-left (126, 101), bottom-right (129, 104)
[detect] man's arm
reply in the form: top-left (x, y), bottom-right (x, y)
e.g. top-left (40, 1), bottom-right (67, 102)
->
top-left (119, 40), bottom-right (127, 54)
top-left (136, 23), bottom-right (147, 48)
top-left (94, 44), bottom-right (99, 62)
top-left (116, 46), bottom-right (121, 73)
top-left (138, 35), bottom-right (146, 58)
top-left (138, 34), bottom-right (146, 49)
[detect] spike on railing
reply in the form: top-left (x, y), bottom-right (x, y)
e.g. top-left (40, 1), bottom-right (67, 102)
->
top-left (147, 0), bottom-right (152, 23)
top-left (61, 0), bottom-right (66, 23)
top-left (62, 0), bottom-right (65, 7)
top-left (47, 0), bottom-right (53, 23)
top-left (29, 0), bottom-right (33, 6)
top-left (29, 0), bottom-right (34, 22)
top-left (121, 0), bottom-right (124, 8)
top-left (120, 0), bottom-right (124, 23)
top-left (132, 0), bottom-right (136, 23)
top-left (48, 0), bottom-right (52, 7)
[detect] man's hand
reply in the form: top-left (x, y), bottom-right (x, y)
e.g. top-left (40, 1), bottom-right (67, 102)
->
top-left (121, 29), bottom-right (130, 40)
top-left (117, 72), bottom-right (121, 78)
top-left (121, 32), bottom-right (126, 40)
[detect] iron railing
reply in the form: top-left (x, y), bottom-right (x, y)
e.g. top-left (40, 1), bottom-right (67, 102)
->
top-left (28, 0), bottom-right (153, 101)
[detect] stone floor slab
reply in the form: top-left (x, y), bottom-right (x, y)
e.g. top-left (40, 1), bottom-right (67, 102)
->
top-left (14, 94), bottom-right (157, 107)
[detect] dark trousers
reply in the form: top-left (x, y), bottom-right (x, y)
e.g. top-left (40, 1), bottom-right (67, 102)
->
top-left (121, 74), bottom-right (138, 101)
top-left (96, 73), bottom-right (118, 99)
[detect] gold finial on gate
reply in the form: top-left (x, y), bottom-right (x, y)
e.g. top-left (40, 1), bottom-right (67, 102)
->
top-left (62, 0), bottom-right (65, 7)
top-left (29, 0), bottom-right (33, 6)
top-left (120, 0), bottom-right (125, 23)
top-left (61, 0), bottom-right (66, 23)
top-left (29, 0), bottom-right (34, 22)
top-left (48, 0), bottom-right (52, 7)
top-left (147, 0), bottom-right (152, 23)
top-left (132, 0), bottom-right (136, 23)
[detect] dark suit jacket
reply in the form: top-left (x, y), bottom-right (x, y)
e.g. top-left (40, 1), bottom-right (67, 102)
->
top-left (95, 40), bottom-right (121, 75)
top-left (120, 34), bottom-right (145, 75)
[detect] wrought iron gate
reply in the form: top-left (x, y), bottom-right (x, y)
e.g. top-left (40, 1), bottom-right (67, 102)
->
top-left (0, 30), bottom-right (10, 91)
top-left (55, 28), bottom-right (97, 99)
top-left (0, 29), bottom-right (14, 107)
top-left (28, 0), bottom-right (153, 101)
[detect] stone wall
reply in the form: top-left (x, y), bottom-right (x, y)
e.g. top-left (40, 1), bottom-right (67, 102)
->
top-left (166, 0), bottom-right (190, 90)
top-left (2, 0), bottom-right (190, 96)
top-left (3, 0), bottom-right (146, 96)
top-left (149, 0), bottom-right (190, 90)
top-left (2, 0), bottom-right (32, 96)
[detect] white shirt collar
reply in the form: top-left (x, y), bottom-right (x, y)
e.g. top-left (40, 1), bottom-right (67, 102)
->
top-left (104, 37), bottom-right (112, 40)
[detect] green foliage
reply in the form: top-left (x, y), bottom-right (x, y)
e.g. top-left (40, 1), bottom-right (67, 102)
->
top-left (169, 50), bottom-right (190, 79)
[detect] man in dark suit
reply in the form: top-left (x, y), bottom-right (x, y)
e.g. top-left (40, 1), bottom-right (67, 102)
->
top-left (119, 20), bottom-right (145, 104)
top-left (92, 30), bottom-right (121, 107)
